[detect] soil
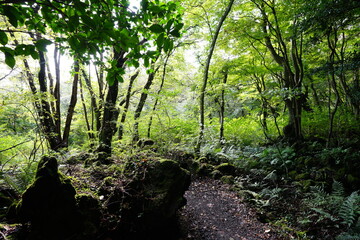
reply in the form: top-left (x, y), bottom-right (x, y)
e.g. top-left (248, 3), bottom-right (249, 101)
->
top-left (177, 178), bottom-right (283, 240)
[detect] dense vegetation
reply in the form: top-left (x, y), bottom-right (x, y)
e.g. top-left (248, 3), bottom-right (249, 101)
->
top-left (1, 0), bottom-right (360, 239)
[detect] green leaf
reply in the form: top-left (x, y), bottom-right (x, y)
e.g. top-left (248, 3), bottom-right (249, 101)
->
top-left (165, 19), bottom-right (174, 31)
top-left (163, 38), bottom-right (173, 52)
top-left (2, 5), bottom-right (20, 28)
top-left (35, 39), bottom-right (52, 52)
top-left (144, 56), bottom-right (150, 67)
top-left (156, 33), bottom-right (165, 49)
top-left (174, 22), bottom-right (184, 31)
top-left (15, 44), bottom-right (31, 55)
top-left (5, 52), bottom-right (15, 68)
top-left (30, 49), bottom-right (39, 59)
top-left (170, 29), bottom-right (180, 37)
top-left (0, 30), bottom-right (8, 45)
top-left (68, 15), bottom-right (80, 32)
top-left (149, 24), bottom-right (164, 33)
top-left (106, 71), bottom-right (115, 86)
top-left (81, 15), bottom-right (96, 28)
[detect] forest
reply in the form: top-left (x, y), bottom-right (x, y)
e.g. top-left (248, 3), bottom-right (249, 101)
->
top-left (0, 0), bottom-right (360, 239)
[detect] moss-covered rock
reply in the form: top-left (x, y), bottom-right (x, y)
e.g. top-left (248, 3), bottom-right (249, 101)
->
top-left (76, 194), bottom-right (101, 238)
top-left (221, 175), bottom-right (235, 184)
top-left (15, 155), bottom-right (81, 240)
top-left (197, 163), bottom-right (215, 176)
top-left (0, 188), bottom-right (17, 219)
top-left (144, 159), bottom-right (190, 220)
top-left (210, 170), bottom-right (222, 179)
top-left (215, 163), bottom-right (237, 176)
top-left (117, 158), bottom-right (191, 236)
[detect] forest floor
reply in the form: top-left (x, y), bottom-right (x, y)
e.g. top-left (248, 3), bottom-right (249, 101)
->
top-left (176, 178), bottom-right (283, 240)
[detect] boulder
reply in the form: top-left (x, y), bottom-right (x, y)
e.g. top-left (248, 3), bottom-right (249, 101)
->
top-left (15, 155), bottom-right (81, 240)
top-left (197, 163), bottom-right (215, 176)
top-left (143, 159), bottom-right (190, 220)
top-left (215, 163), bottom-right (237, 176)
top-left (118, 159), bottom-right (191, 235)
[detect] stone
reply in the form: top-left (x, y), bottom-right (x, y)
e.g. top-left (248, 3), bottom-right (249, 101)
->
top-left (197, 163), bottom-right (215, 176)
top-left (215, 163), bottom-right (237, 176)
top-left (15, 155), bottom-right (81, 240)
top-left (118, 159), bottom-right (191, 236)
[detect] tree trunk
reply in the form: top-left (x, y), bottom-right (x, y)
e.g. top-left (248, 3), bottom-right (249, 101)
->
top-left (98, 50), bottom-right (126, 153)
top-left (118, 71), bottom-right (139, 140)
top-left (219, 69), bottom-right (228, 145)
top-left (255, 1), bottom-right (304, 142)
top-left (195, 0), bottom-right (235, 154)
top-left (147, 54), bottom-right (170, 138)
top-left (38, 51), bottom-right (63, 150)
top-left (79, 72), bottom-right (94, 140)
top-left (62, 60), bottom-right (79, 147)
top-left (132, 62), bottom-right (160, 143)
top-left (82, 69), bottom-right (101, 135)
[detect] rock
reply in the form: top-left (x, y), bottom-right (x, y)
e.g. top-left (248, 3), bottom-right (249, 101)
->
top-left (76, 194), bottom-right (101, 238)
top-left (0, 188), bottom-right (17, 219)
top-left (215, 163), bottom-right (237, 176)
top-left (15, 155), bottom-right (81, 240)
top-left (119, 159), bottom-right (191, 235)
top-left (210, 170), bottom-right (222, 179)
top-left (144, 159), bottom-right (191, 220)
top-left (221, 175), bottom-right (235, 184)
top-left (197, 163), bottom-right (215, 176)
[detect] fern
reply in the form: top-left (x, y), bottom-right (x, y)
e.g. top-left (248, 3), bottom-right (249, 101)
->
top-left (336, 218), bottom-right (360, 240)
top-left (336, 234), bottom-right (360, 240)
top-left (339, 192), bottom-right (360, 228)
top-left (333, 180), bottom-right (345, 197)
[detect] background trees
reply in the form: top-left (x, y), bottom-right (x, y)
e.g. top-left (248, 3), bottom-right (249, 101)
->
top-left (1, 0), bottom-right (359, 152)
top-left (1, 0), bottom-right (360, 238)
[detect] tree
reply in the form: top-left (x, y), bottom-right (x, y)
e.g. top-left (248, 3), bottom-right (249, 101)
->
top-left (195, 0), bottom-right (235, 154)
top-left (1, 0), bottom-right (184, 153)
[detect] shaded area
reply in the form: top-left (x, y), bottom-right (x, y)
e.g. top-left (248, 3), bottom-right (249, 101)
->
top-left (178, 178), bottom-right (280, 240)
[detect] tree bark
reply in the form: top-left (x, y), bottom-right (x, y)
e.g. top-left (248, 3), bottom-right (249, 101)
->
top-left (79, 71), bottom-right (94, 140)
top-left (219, 69), bottom-right (228, 145)
top-left (82, 69), bottom-right (101, 134)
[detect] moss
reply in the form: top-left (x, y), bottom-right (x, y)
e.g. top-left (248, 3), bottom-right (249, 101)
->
top-left (221, 175), bottom-right (235, 184)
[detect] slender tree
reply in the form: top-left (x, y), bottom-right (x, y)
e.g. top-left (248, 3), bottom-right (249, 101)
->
top-left (195, 0), bottom-right (235, 153)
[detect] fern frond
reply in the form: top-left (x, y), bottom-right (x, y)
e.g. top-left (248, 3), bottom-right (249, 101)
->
top-left (332, 180), bottom-right (345, 197)
top-left (335, 234), bottom-right (360, 240)
top-left (339, 192), bottom-right (360, 228)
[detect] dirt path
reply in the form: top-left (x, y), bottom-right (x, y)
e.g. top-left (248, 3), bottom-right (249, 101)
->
top-left (177, 178), bottom-right (281, 240)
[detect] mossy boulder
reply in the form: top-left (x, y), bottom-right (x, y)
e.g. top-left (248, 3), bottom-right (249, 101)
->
top-left (221, 175), bottom-right (235, 184)
top-left (15, 155), bottom-right (81, 240)
top-left (210, 170), bottom-right (222, 179)
top-left (0, 188), bottom-right (17, 219)
top-left (143, 159), bottom-right (190, 220)
top-left (197, 163), bottom-right (215, 176)
top-left (76, 194), bottom-right (101, 238)
top-left (119, 159), bottom-right (191, 235)
top-left (215, 163), bottom-right (237, 176)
